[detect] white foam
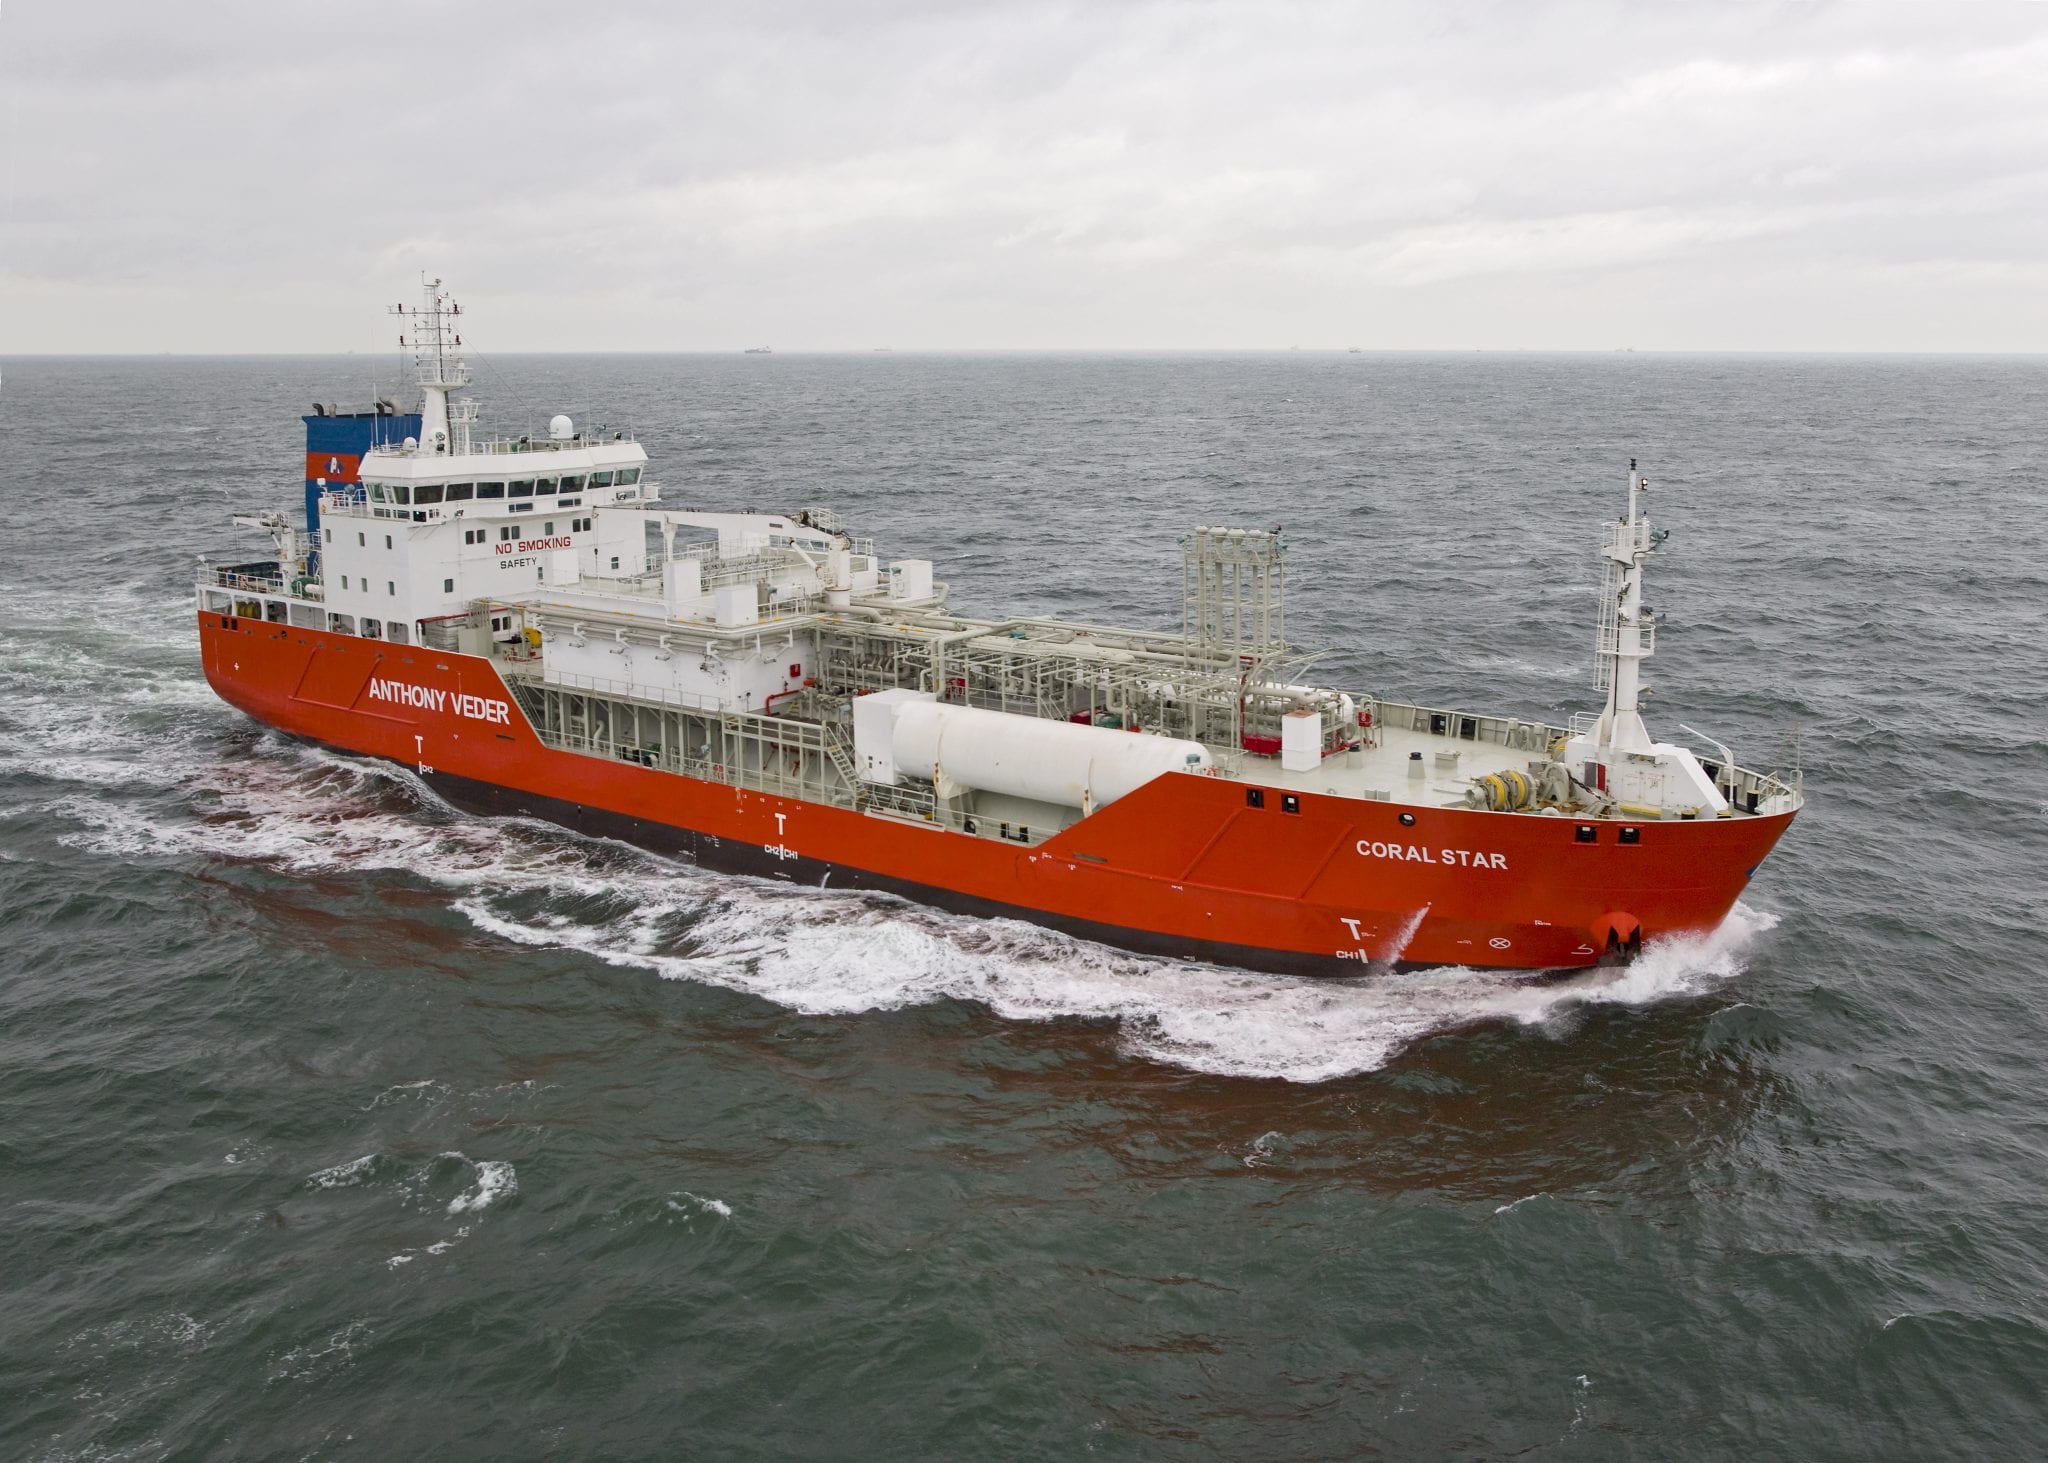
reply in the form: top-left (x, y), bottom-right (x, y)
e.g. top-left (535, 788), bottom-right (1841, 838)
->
top-left (268, 1319), bottom-right (370, 1382)
top-left (307, 1154), bottom-right (377, 1189)
top-left (361, 1080), bottom-right (449, 1111)
top-left (444, 1157), bottom-right (516, 1215)
top-left (461, 879), bottom-right (1781, 1082)
top-left (669, 1191), bottom-right (734, 1219)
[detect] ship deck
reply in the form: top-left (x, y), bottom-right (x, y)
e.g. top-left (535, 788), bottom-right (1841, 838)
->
top-left (1225, 717), bottom-right (1552, 810)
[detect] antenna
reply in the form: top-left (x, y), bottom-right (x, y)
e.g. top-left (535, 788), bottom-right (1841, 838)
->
top-left (389, 276), bottom-right (476, 455)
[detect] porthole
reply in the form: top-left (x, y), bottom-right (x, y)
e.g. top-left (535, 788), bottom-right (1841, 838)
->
top-left (1575, 825), bottom-right (1598, 843)
top-left (1281, 794), bottom-right (1300, 814)
top-left (1246, 787), bottom-right (1265, 809)
top-left (1619, 826), bottom-right (1642, 846)
top-left (1399, 812), bottom-right (1416, 827)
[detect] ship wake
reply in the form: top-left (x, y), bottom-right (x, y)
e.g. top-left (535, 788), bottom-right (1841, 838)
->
top-left (463, 882), bottom-right (1781, 1081)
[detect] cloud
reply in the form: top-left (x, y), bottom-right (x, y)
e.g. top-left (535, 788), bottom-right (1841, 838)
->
top-left (1, 0), bottom-right (2043, 349)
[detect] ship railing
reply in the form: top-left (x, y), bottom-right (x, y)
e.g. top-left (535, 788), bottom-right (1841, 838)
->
top-left (1593, 616), bottom-right (1656, 658)
top-left (541, 668), bottom-right (735, 715)
top-left (522, 682), bottom-right (864, 809)
top-left (537, 666), bottom-right (841, 725)
top-left (320, 488), bottom-right (370, 517)
top-left (1205, 746), bottom-right (1248, 778)
top-left (1604, 519), bottom-right (1652, 557)
top-left (762, 591), bottom-right (824, 622)
top-left (864, 780), bottom-right (940, 821)
top-left (205, 565), bottom-right (291, 595)
top-left (1378, 699), bottom-right (1567, 755)
top-left (467, 432), bottom-right (638, 454)
top-left (697, 548), bottom-right (801, 587)
top-left (1557, 709), bottom-right (1800, 816)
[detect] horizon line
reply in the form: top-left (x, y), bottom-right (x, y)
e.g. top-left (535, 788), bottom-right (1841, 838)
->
top-left (3, 346), bottom-right (2043, 360)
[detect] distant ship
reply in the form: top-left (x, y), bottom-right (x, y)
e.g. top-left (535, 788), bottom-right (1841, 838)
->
top-left (744, 345), bottom-right (772, 354)
top-left (1348, 347), bottom-right (1362, 354)
top-left (196, 279), bottom-right (1801, 974)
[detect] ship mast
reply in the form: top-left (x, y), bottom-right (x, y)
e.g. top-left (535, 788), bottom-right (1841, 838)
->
top-left (1590, 460), bottom-right (1662, 753)
top-left (390, 276), bottom-right (475, 455)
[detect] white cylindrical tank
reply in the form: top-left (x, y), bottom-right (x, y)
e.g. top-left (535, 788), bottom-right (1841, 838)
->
top-left (890, 702), bottom-right (1210, 811)
top-left (1281, 708), bottom-right (1321, 772)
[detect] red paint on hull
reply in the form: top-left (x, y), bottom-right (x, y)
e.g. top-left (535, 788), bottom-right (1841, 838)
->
top-left (198, 613), bottom-right (1794, 974)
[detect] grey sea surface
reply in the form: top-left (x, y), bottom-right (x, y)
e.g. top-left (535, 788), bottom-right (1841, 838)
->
top-left (1, 350), bottom-right (2044, 1458)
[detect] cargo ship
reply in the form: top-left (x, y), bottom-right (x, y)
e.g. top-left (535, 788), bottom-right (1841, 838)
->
top-left (197, 280), bottom-right (1801, 974)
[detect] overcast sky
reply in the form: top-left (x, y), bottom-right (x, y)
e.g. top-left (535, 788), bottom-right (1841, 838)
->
top-left (2, 1), bottom-right (2043, 352)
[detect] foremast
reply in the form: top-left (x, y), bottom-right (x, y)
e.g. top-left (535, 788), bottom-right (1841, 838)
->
top-left (1590, 459), bottom-right (1661, 753)
top-left (1565, 461), bottom-right (1730, 818)
top-left (392, 277), bottom-right (475, 456)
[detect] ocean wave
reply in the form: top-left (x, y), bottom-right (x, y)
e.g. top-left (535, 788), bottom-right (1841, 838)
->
top-left (444, 1156), bottom-right (517, 1215)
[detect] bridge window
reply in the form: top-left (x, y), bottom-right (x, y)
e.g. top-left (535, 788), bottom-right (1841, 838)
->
top-left (367, 484), bottom-right (388, 504)
top-left (559, 475), bottom-right (585, 491)
top-left (390, 485), bottom-right (411, 505)
top-left (534, 477), bottom-right (557, 496)
top-left (590, 470), bottom-right (615, 488)
top-left (475, 481), bottom-right (503, 499)
top-left (508, 480), bottom-right (533, 498)
top-left (444, 482), bottom-right (474, 502)
top-left (617, 466), bottom-right (640, 485)
top-left (414, 483), bottom-right (444, 505)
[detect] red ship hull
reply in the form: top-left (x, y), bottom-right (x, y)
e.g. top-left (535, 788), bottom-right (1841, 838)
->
top-left (199, 612), bottom-right (1794, 975)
